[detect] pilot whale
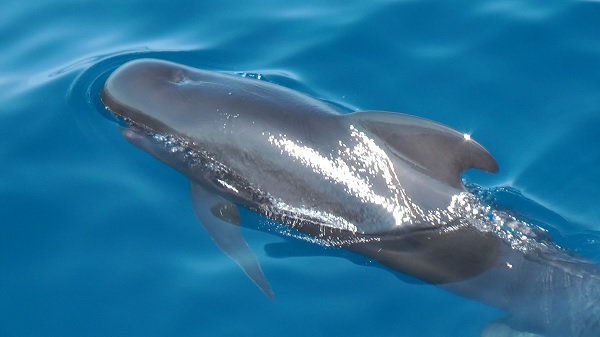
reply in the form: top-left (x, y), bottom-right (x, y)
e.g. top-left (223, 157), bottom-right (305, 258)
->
top-left (102, 59), bottom-right (600, 337)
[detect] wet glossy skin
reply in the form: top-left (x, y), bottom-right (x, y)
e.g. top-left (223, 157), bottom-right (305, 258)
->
top-left (102, 59), bottom-right (486, 235)
top-left (103, 59), bottom-right (600, 337)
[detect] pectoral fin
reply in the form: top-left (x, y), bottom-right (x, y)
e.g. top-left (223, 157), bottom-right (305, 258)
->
top-left (191, 182), bottom-right (274, 299)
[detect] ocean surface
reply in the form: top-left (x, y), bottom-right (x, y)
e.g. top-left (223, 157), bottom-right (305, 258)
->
top-left (2, 1), bottom-right (600, 336)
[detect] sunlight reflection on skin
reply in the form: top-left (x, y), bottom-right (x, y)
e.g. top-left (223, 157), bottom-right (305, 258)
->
top-left (266, 125), bottom-right (415, 232)
top-left (262, 125), bottom-right (543, 251)
top-left (132, 119), bottom-right (544, 252)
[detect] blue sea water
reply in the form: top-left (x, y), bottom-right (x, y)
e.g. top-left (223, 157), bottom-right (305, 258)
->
top-left (2, 0), bottom-right (600, 336)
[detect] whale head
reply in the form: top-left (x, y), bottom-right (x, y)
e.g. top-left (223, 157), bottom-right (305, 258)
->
top-left (101, 59), bottom-right (234, 136)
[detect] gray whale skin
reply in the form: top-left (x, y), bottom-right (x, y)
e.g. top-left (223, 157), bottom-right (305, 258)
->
top-left (102, 59), bottom-right (600, 337)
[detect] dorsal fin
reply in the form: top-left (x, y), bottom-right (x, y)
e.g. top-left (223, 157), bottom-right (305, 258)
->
top-left (347, 111), bottom-right (498, 188)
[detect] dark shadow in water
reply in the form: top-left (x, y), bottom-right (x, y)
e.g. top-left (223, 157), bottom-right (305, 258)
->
top-left (263, 235), bottom-right (427, 285)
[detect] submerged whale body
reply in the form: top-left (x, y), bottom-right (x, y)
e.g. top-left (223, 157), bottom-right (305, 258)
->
top-left (102, 59), bottom-right (600, 337)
